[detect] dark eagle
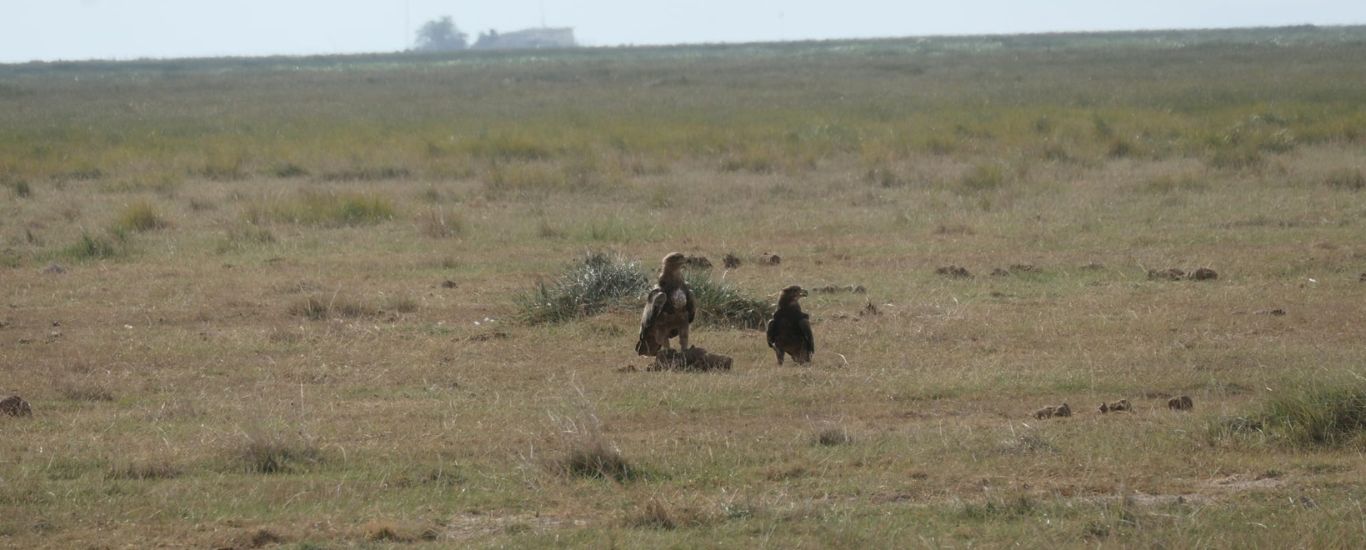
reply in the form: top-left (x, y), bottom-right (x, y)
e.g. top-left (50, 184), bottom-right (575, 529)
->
top-left (766, 285), bottom-right (813, 365)
top-left (635, 252), bottom-right (695, 356)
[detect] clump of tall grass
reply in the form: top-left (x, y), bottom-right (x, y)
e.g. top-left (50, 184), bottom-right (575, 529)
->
top-left (546, 411), bottom-right (639, 482)
top-left (958, 163), bottom-right (1007, 193)
top-left (685, 272), bottom-right (774, 330)
top-left (244, 191), bottom-right (396, 227)
top-left (288, 294), bottom-right (379, 320)
top-left (5, 179), bottom-right (32, 198)
top-left (516, 252), bottom-right (649, 324)
top-left (1215, 378), bottom-right (1366, 449)
top-left (215, 224), bottom-right (276, 254)
top-left (114, 200), bottom-right (169, 232)
top-left (418, 207), bottom-right (464, 238)
top-left (60, 231), bottom-right (126, 261)
top-left (234, 430), bottom-right (325, 474)
top-left (1323, 168), bottom-right (1364, 191)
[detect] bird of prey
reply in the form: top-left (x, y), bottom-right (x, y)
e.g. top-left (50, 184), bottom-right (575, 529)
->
top-left (767, 285), bottom-right (814, 365)
top-left (635, 252), bottom-right (695, 356)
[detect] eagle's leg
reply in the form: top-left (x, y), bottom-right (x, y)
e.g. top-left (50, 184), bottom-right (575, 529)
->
top-left (654, 327), bottom-right (672, 351)
top-left (773, 347), bottom-right (784, 366)
top-left (678, 324), bottom-right (690, 350)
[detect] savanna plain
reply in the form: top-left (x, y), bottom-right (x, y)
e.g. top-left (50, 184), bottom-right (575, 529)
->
top-left (2, 26), bottom-right (1366, 548)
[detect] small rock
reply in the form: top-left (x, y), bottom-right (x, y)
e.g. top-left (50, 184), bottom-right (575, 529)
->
top-left (1189, 268), bottom-right (1218, 281)
top-left (936, 265), bottom-right (972, 278)
top-left (42, 263), bottom-right (66, 275)
top-left (1168, 395), bottom-right (1194, 411)
top-left (1033, 403), bottom-right (1072, 419)
top-left (761, 253), bottom-right (781, 266)
top-left (722, 253), bottom-right (741, 269)
top-left (1, 395), bottom-right (32, 417)
top-left (440, 280), bottom-right (458, 289)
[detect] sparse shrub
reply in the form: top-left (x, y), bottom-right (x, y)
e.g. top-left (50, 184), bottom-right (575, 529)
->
top-left (382, 295), bottom-right (419, 314)
top-left (1140, 174), bottom-right (1207, 194)
top-left (245, 191), bottom-right (396, 227)
top-left (1323, 168), bottom-right (1364, 191)
top-left (1207, 145), bottom-right (1263, 170)
top-left (319, 166), bottom-right (411, 182)
top-left (199, 149), bottom-right (247, 181)
top-left (61, 231), bottom-right (123, 261)
top-left (59, 383), bottom-right (115, 402)
top-left (418, 207), bottom-right (464, 238)
top-left (958, 163), bottom-right (1006, 192)
top-left (555, 436), bottom-right (636, 481)
top-left (1256, 381), bottom-right (1366, 448)
top-left (685, 272), bottom-right (774, 330)
top-left (235, 431), bottom-right (324, 474)
top-left (115, 201), bottom-right (169, 232)
top-left (364, 521), bottom-right (416, 543)
top-left (516, 252), bottom-right (649, 324)
top-left (7, 180), bottom-right (32, 198)
top-left (270, 162), bottom-right (310, 178)
top-left (958, 496), bottom-right (1038, 521)
top-left (216, 225), bottom-right (276, 254)
top-left (288, 295), bottom-right (379, 320)
top-left (461, 133), bottom-right (553, 161)
top-left (106, 461), bottom-right (181, 480)
top-left (814, 428), bottom-right (852, 447)
top-left (623, 500), bottom-right (710, 530)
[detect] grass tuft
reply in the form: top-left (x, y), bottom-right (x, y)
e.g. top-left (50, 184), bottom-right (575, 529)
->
top-left (114, 201), bottom-right (169, 232)
top-left (245, 191), bottom-right (396, 227)
top-left (60, 231), bottom-right (125, 261)
top-left (684, 272), bottom-right (774, 330)
top-left (516, 252), bottom-right (648, 324)
top-left (814, 427), bottom-right (853, 447)
top-left (235, 431), bottom-right (324, 474)
top-left (1257, 381), bottom-right (1366, 448)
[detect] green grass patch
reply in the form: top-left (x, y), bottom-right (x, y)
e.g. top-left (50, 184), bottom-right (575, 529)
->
top-left (59, 231), bottom-right (127, 261)
top-left (685, 272), bottom-right (774, 330)
top-left (516, 252), bottom-right (649, 324)
top-left (114, 201), bottom-right (169, 232)
top-left (244, 191), bottom-right (397, 227)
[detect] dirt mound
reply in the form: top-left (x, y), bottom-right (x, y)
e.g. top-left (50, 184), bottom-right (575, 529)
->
top-left (760, 253), bottom-right (781, 266)
top-left (1149, 267), bottom-right (1218, 281)
top-left (1033, 403), bottom-right (1071, 419)
top-left (722, 253), bottom-right (741, 269)
top-left (1, 395), bottom-right (32, 417)
top-left (1148, 268), bottom-right (1186, 281)
top-left (1099, 399), bottom-right (1132, 413)
top-left (685, 255), bottom-right (712, 269)
top-left (811, 284), bottom-right (866, 294)
top-left (1189, 267), bottom-right (1218, 281)
top-left (1168, 395), bottom-right (1194, 411)
top-left (936, 265), bottom-right (972, 278)
top-left (648, 347), bottom-right (732, 372)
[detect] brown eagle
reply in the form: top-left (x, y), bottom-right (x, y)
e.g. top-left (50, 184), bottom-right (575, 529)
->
top-left (635, 252), bottom-right (695, 356)
top-left (767, 285), bottom-right (814, 365)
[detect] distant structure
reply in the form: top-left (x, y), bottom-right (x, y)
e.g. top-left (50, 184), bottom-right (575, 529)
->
top-left (472, 27), bottom-right (577, 50)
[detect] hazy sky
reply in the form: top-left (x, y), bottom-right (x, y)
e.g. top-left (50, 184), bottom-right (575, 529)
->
top-left (2, 1), bottom-right (1364, 63)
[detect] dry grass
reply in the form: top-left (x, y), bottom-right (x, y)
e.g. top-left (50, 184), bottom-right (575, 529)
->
top-left (3, 26), bottom-right (1366, 548)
